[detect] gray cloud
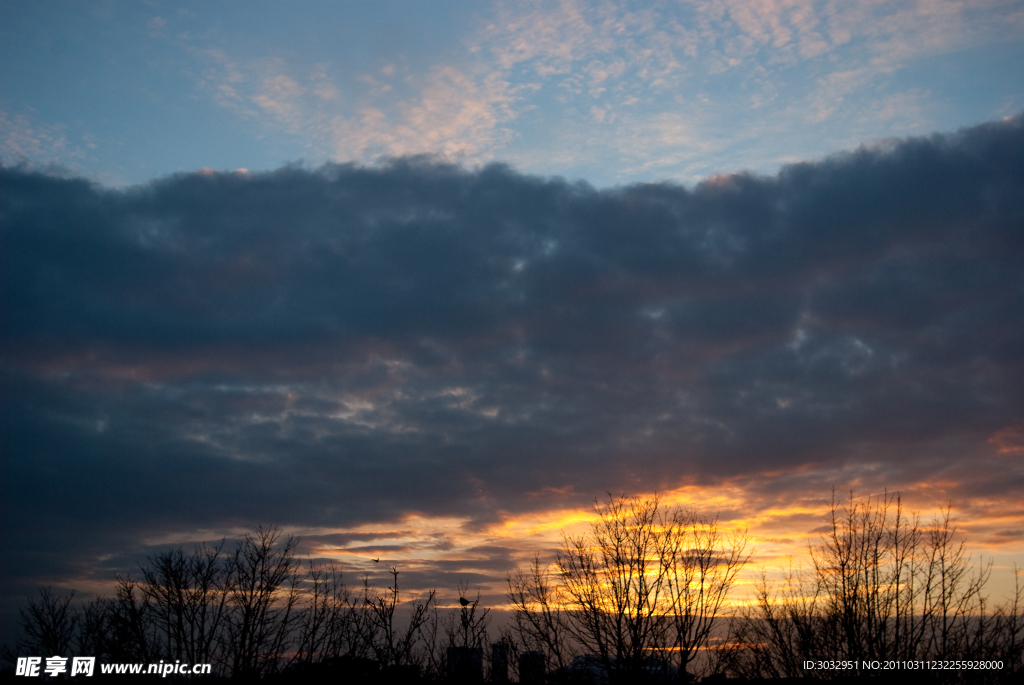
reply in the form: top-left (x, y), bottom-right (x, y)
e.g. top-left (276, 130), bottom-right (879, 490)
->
top-left (2, 116), bottom-right (1024, 638)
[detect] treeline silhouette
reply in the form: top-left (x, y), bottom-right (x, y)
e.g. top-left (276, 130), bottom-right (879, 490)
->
top-left (719, 491), bottom-right (1023, 684)
top-left (2, 493), bottom-right (1022, 684)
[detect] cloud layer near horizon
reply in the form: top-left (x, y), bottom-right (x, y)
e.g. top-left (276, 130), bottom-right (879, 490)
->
top-left (2, 116), bottom-right (1024, 625)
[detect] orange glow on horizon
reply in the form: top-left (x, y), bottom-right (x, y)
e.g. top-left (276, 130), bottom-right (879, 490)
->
top-left (71, 466), bottom-right (1020, 612)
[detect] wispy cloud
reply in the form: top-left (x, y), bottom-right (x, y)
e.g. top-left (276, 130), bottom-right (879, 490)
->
top-left (1, 109), bottom-right (72, 165)
top-left (329, 66), bottom-right (517, 161)
top-left (188, 42), bottom-right (520, 166)
top-left (0, 109), bottom-right (126, 185)
top-left (157, 0), bottom-right (1024, 184)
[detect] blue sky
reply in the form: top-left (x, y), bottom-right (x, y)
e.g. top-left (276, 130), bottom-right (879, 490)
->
top-left (3, 0), bottom-right (1023, 187)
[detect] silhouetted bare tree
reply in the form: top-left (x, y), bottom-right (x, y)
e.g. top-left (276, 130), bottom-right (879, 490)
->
top-left (506, 554), bottom-right (575, 675)
top-left (362, 566), bottom-right (436, 675)
top-left (226, 525), bottom-right (302, 680)
top-left (444, 582), bottom-right (490, 651)
top-left (139, 540), bottom-right (232, 667)
top-left (665, 507), bottom-right (749, 677)
top-left (293, 559), bottom-right (373, 665)
top-left (103, 576), bottom-right (159, 663)
top-left (2, 527), bottom-right (458, 682)
top-left (15, 587), bottom-right (78, 658)
top-left (727, 491), bottom-right (1024, 682)
top-left (75, 597), bottom-right (108, 660)
top-left (508, 494), bottom-right (749, 683)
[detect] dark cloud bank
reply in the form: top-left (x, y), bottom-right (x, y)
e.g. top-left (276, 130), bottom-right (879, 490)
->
top-left (2, 116), bottom-right (1023, 633)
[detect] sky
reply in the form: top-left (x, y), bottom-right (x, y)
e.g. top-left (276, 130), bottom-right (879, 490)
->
top-left (3, 0), bottom-right (1024, 186)
top-left (2, 0), bottom-right (1024, 644)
